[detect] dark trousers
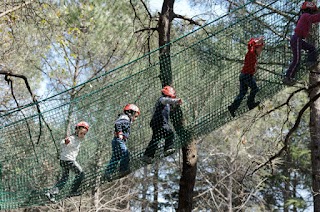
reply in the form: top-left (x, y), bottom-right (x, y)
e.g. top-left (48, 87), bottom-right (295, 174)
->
top-left (230, 73), bottom-right (259, 111)
top-left (55, 160), bottom-right (84, 193)
top-left (144, 125), bottom-right (174, 158)
top-left (105, 137), bottom-right (130, 176)
top-left (286, 34), bottom-right (317, 79)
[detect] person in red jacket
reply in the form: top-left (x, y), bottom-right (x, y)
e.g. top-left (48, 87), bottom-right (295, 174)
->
top-left (283, 1), bottom-right (320, 86)
top-left (228, 37), bottom-right (264, 117)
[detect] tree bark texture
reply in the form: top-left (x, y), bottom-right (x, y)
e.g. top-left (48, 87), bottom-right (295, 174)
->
top-left (157, 1), bottom-right (197, 211)
top-left (310, 66), bottom-right (320, 212)
top-left (158, 0), bottom-right (174, 87)
top-left (309, 2), bottom-right (320, 210)
top-left (177, 141), bottom-right (197, 212)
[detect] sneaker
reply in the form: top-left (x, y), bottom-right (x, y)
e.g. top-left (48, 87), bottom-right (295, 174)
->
top-left (228, 106), bottom-right (235, 117)
top-left (44, 192), bottom-right (57, 203)
top-left (248, 101), bottom-right (260, 110)
top-left (119, 169), bottom-right (131, 178)
top-left (101, 174), bottom-right (112, 182)
top-left (164, 148), bottom-right (175, 157)
top-left (141, 155), bottom-right (153, 164)
top-left (306, 61), bottom-right (318, 69)
top-left (282, 77), bottom-right (295, 86)
top-left (68, 191), bottom-right (82, 198)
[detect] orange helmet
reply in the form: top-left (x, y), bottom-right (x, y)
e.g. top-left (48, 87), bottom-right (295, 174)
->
top-left (248, 37), bottom-right (264, 51)
top-left (123, 104), bottom-right (140, 116)
top-left (76, 121), bottom-right (89, 131)
top-left (301, 1), bottom-right (317, 11)
top-left (161, 85), bottom-right (176, 98)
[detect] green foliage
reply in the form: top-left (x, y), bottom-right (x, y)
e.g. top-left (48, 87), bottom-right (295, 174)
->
top-left (0, 0), bottom-right (316, 211)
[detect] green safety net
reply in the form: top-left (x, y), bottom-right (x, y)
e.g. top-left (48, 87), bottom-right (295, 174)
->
top-left (0, 0), bottom-right (316, 209)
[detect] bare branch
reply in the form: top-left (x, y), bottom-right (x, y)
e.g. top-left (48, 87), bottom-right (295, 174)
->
top-left (139, 0), bottom-right (152, 19)
top-left (135, 27), bottom-right (158, 33)
top-left (251, 81), bottom-right (320, 175)
top-left (173, 13), bottom-right (202, 26)
top-left (0, 0), bottom-right (35, 18)
top-left (254, 1), bottom-right (296, 19)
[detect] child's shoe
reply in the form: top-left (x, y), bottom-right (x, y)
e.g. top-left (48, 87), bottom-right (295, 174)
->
top-left (227, 106), bottom-right (236, 117)
top-left (101, 174), bottom-right (112, 182)
top-left (248, 101), bottom-right (260, 110)
top-left (282, 77), bottom-right (295, 86)
top-left (119, 169), bottom-right (131, 178)
top-left (44, 191), bottom-right (57, 203)
top-left (306, 61), bottom-right (318, 69)
top-left (141, 155), bottom-right (153, 164)
top-left (164, 148), bottom-right (175, 156)
top-left (68, 191), bottom-right (82, 198)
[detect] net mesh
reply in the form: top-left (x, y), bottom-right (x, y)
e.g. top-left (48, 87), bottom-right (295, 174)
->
top-left (0, 0), bottom-right (317, 209)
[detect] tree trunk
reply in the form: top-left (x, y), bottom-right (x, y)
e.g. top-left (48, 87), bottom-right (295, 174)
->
top-left (309, 1), bottom-right (320, 210)
top-left (157, 1), bottom-right (197, 211)
top-left (158, 0), bottom-right (174, 87)
top-left (310, 65), bottom-right (320, 211)
top-left (177, 141), bottom-right (197, 211)
top-left (142, 166), bottom-right (148, 211)
top-left (283, 153), bottom-right (291, 212)
top-left (152, 161), bottom-right (159, 211)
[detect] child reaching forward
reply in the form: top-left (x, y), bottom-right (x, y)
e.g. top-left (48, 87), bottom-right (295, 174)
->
top-left (103, 104), bottom-right (140, 181)
top-left (142, 85), bottom-right (182, 164)
top-left (283, 1), bottom-right (320, 86)
top-left (45, 121), bottom-right (89, 203)
top-left (228, 37), bottom-right (264, 117)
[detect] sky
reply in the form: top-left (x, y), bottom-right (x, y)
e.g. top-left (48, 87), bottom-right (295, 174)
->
top-left (149, 0), bottom-right (226, 22)
top-left (149, 0), bottom-right (204, 17)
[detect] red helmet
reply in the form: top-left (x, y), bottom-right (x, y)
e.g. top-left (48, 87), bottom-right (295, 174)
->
top-left (248, 37), bottom-right (264, 51)
top-left (161, 85), bottom-right (176, 98)
top-left (123, 104), bottom-right (140, 115)
top-left (76, 121), bottom-right (89, 131)
top-left (301, 2), bottom-right (317, 11)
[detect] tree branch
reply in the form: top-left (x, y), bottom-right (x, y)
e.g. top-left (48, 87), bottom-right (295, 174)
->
top-left (135, 27), bottom-right (158, 33)
top-left (0, 0), bottom-right (35, 19)
top-left (173, 13), bottom-right (202, 26)
top-left (254, 1), bottom-right (296, 20)
top-left (251, 81), bottom-right (320, 175)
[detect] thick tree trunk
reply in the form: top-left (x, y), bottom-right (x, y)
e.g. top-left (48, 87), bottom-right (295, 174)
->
top-left (157, 1), bottom-right (197, 211)
top-left (310, 66), bottom-right (320, 212)
top-left (309, 2), bottom-right (320, 210)
top-left (177, 141), bottom-right (197, 211)
top-left (170, 107), bottom-right (196, 212)
top-left (158, 0), bottom-right (174, 87)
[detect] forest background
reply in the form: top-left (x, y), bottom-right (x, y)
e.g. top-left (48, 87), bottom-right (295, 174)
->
top-left (0, 0), bottom-right (318, 211)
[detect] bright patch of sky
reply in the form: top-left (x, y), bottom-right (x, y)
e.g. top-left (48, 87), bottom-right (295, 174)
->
top-left (149, 0), bottom-right (226, 21)
top-left (149, 0), bottom-right (201, 17)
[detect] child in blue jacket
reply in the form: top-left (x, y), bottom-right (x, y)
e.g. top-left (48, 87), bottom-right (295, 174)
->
top-left (103, 104), bottom-right (140, 181)
top-left (142, 86), bottom-right (182, 164)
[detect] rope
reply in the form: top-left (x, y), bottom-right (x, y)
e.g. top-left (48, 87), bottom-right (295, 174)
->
top-left (0, 0), bottom-right (310, 209)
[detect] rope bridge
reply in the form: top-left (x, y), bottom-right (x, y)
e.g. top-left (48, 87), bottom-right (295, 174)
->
top-left (0, 0), bottom-right (313, 209)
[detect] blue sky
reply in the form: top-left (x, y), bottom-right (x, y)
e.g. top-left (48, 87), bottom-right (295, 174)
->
top-left (149, 0), bottom-right (203, 17)
top-left (149, 0), bottom-right (226, 20)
